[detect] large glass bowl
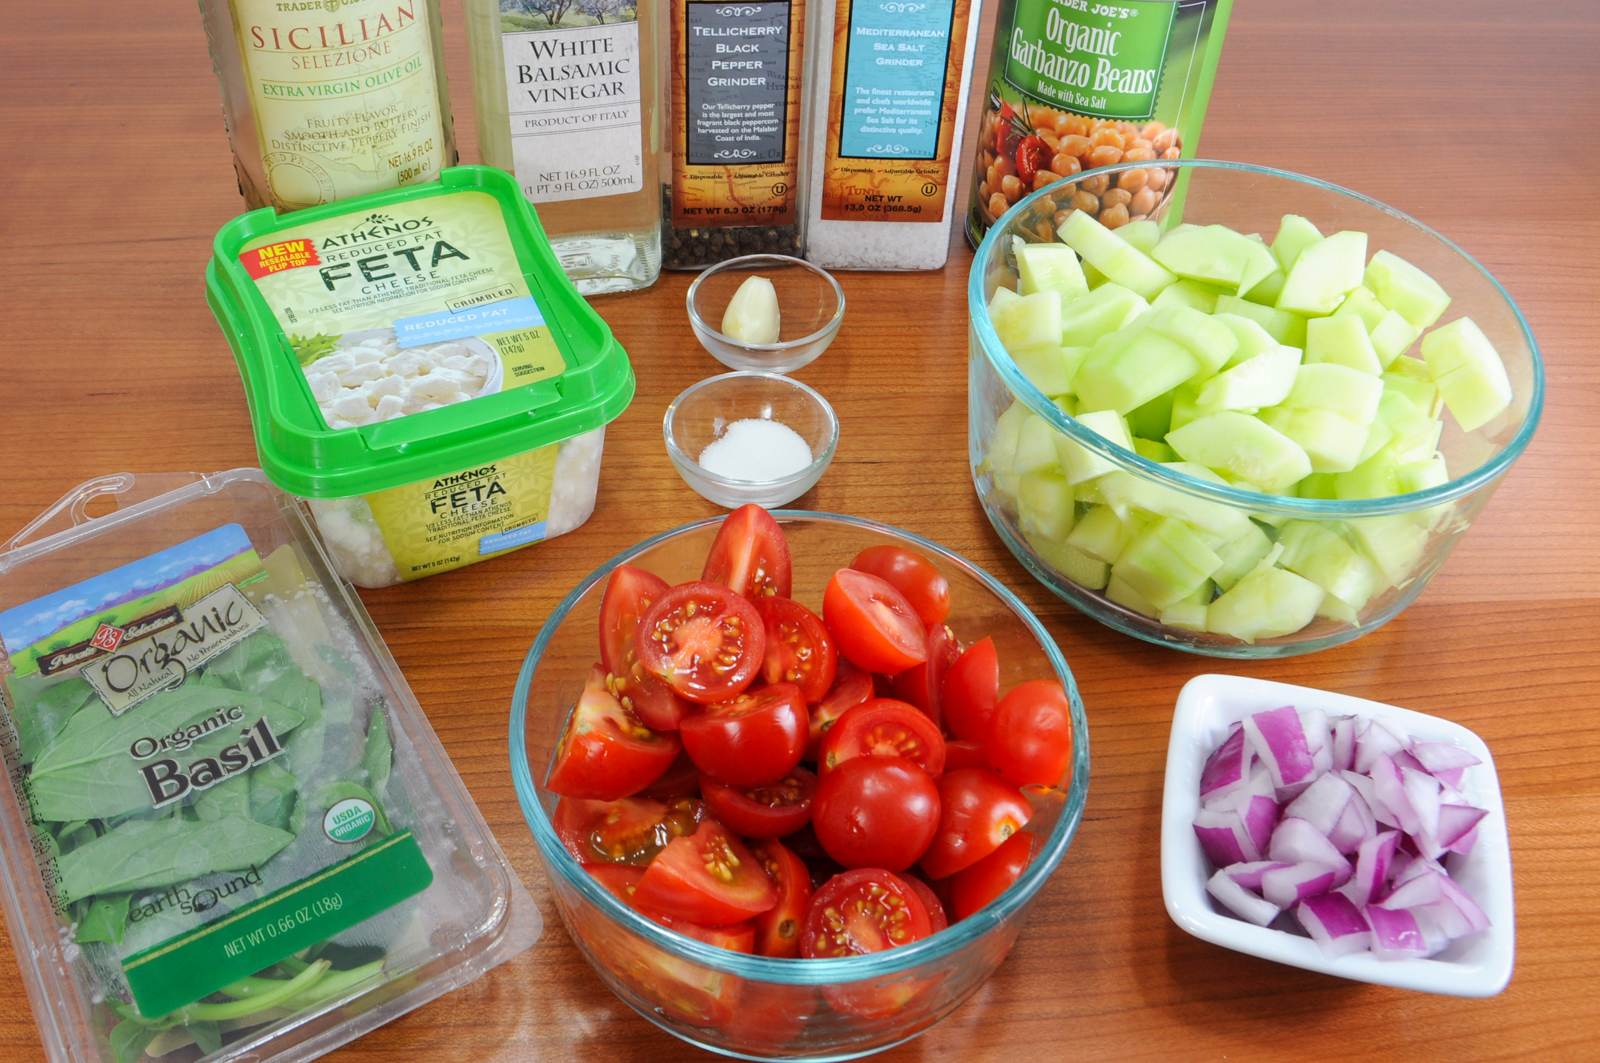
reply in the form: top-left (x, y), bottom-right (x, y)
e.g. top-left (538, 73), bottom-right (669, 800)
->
top-left (968, 160), bottom-right (1544, 658)
top-left (510, 512), bottom-right (1090, 1060)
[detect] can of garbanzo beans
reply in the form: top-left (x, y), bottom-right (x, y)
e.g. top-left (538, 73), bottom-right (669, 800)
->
top-left (966, 0), bottom-right (1234, 246)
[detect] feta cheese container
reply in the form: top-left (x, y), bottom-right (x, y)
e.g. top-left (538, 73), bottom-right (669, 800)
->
top-left (207, 166), bottom-right (636, 587)
top-left (0, 470), bottom-right (540, 1062)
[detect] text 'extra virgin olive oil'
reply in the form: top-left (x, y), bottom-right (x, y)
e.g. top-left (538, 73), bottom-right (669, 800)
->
top-left (200, 0), bottom-right (457, 212)
top-left (467, 0), bottom-right (665, 295)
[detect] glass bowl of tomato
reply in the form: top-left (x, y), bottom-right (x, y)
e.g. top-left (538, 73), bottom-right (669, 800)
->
top-left (510, 508), bottom-right (1091, 1060)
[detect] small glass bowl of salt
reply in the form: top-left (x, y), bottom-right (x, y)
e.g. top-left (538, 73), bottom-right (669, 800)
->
top-left (664, 371), bottom-right (839, 508)
top-left (686, 254), bottom-right (845, 374)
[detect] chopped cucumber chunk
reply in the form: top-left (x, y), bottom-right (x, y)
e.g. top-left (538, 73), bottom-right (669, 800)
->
top-left (1112, 517), bottom-right (1224, 608)
top-left (1097, 464), bottom-right (1253, 540)
top-left (1012, 344), bottom-right (1084, 397)
top-left (1133, 438), bottom-right (1177, 462)
top-left (1277, 521), bottom-right (1381, 616)
top-left (1016, 243), bottom-right (1089, 303)
top-left (1277, 230), bottom-right (1368, 316)
top-left (1126, 390), bottom-right (1176, 438)
top-left (1421, 316), bottom-right (1513, 431)
top-left (1106, 574), bottom-right (1162, 618)
top-left (1058, 210), bottom-right (1177, 300)
top-left (1026, 529), bottom-right (1111, 590)
top-left (1055, 409), bottom-right (1134, 484)
top-left (1305, 314), bottom-right (1382, 374)
top-left (1013, 413), bottom-right (1062, 475)
top-left (1059, 282), bottom-right (1149, 346)
top-left (1067, 503), bottom-right (1145, 564)
top-left (1258, 405), bottom-right (1367, 473)
top-left (1197, 344), bottom-right (1301, 410)
top-left (1145, 306), bottom-right (1238, 375)
top-left (1348, 514), bottom-right (1430, 587)
top-left (1271, 214), bottom-right (1323, 270)
top-left (1215, 294), bottom-right (1308, 347)
top-left (1210, 520), bottom-right (1274, 592)
top-left (1152, 278), bottom-right (1226, 314)
top-left (1074, 325), bottom-right (1199, 413)
top-left (1018, 470), bottom-right (1077, 542)
top-left (1167, 412), bottom-right (1313, 492)
top-left (1207, 565), bottom-right (1325, 642)
top-left (990, 289), bottom-right (1062, 351)
top-left (1365, 250), bottom-right (1451, 329)
top-left (1152, 224), bottom-right (1278, 294)
top-left (1283, 363), bottom-right (1383, 425)
top-left (1119, 219), bottom-right (1162, 254)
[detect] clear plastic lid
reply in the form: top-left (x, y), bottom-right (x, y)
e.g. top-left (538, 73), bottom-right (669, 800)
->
top-left (0, 470), bottom-right (539, 1062)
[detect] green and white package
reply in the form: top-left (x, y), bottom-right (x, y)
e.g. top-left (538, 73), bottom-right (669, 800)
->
top-left (0, 470), bottom-right (538, 1062)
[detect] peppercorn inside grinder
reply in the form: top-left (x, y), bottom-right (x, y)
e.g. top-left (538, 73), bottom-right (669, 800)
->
top-left (663, 371), bottom-right (839, 508)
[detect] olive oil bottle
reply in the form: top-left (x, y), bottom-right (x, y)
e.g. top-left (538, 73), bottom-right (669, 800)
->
top-left (466, 0), bottom-right (664, 295)
top-left (199, 0), bottom-right (457, 212)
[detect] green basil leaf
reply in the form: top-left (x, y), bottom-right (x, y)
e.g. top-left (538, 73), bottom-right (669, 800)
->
top-left (110, 1018), bottom-right (158, 1063)
top-left (361, 709), bottom-right (392, 799)
top-left (75, 892), bottom-right (131, 945)
top-left (7, 674), bottom-right (95, 764)
top-left (29, 690), bottom-right (306, 822)
top-left (188, 1021), bottom-right (223, 1056)
top-left (247, 759), bottom-right (298, 831)
top-left (57, 816), bottom-right (292, 904)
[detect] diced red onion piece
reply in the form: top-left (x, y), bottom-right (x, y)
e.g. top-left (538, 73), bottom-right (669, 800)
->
top-left (1434, 766), bottom-right (1466, 790)
top-left (1446, 825), bottom-right (1479, 857)
top-left (1331, 716), bottom-right (1356, 772)
top-left (1342, 829), bottom-right (1400, 908)
top-left (1378, 868), bottom-right (1446, 911)
top-left (1328, 793), bottom-right (1377, 855)
top-left (1285, 773), bottom-right (1355, 835)
top-left (1401, 767), bottom-right (1442, 841)
top-left (1268, 817), bottom-right (1352, 878)
top-left (1207, 868), bottom-right (1281, 926)
top-left (1243, 706), bottom-right (1317, 791)
top-left (1223, 861), bottom-right (1293, 891)
top-left (1193, 807), bottom-right (1257, 866)
top-left (1299, 707), bottom-right (1329, 751)
top-left (1354, 719), bottom-right (1406, 774)
top-left (1261, 862), bottom-right (1343, 908)
top-left (1296, 893), bottom-right (1372, 957)
top-left (1366, 903), bottom-right (1430, 960)
top-left (1340, 769), bottom-right (1397, 828)
top-left (1370, 753), bottom-right (1421, 836)
top-left (1411, 740), bottom-right (1481, 774)
top-left (1241, 795), bottom-right (1279, 857)
top-left (1436, 873), bottom-right (1491, 934)
top-left (1435, 804), bottom-right (1487, 850)
top-left (1200, 725), bottom-right (1251, 803)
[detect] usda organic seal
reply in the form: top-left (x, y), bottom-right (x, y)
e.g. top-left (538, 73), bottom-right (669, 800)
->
top-left (324, 797), bottom-right (377, 843)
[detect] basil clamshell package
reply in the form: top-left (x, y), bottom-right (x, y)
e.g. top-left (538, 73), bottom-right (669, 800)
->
top-left (967, 0), bottom-right (1233, 244)
top-left (0, 470), bottom-right (538, 1063)
top-left (208, 165), bottom-right (636, 587)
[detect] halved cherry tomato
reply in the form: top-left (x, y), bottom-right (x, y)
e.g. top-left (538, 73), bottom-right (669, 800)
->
top-left (944, 739), bottom-right (989, 773)
top-left (599, 564), bottom-right (690, 730)
top-left (547, 666), bottom-right (681, 800)
top-left (569, 910), bottom-right (740, 1027)
top-left (751, 839), bottom-right (812, 958)
top-left (680, 683), bottom-right (808, 786)
top-left (812, 756), bottom-right (941, 871)
top-left (808, 661), bottom-right (874, 761)
top-left (890, 622), bottom-right (960, 727)
top-left (637, 752), bottom-right (701, 801)
top-left (700, 767), bottom-right (816, 838)
top-left (823, 569), bottom-right (928, 675)
top-left (948, 831), bottom-right (1038, 920)
top-left (587, 863), bottom-right (644, 900)
top-left (987, 679), bottom-right (1075, 787)
top-left (942, 637), bottom-right (1000, 743)
top-left (554, 795), bottom-right (702, 866)
top-left (591, 863), bottom-right (758, 951)
top-left (636, 581), bottom-right (765, 704)
top-left (634, 819), bottom-right (779, 925)
top-left (818, 698), bottom-right (946, 778)
top-left (757, 596), bottom-right (837, 703)
top-left (702, 504), bottom-right (792, 600)
top-left (903, 874), bottom-right (950, 932)
top-left (799, 868), bottom-right (933, 958)
top-left (850, 545), bottom-right (951, 627)
top-left (919, 768), bottom-right (1032, 880)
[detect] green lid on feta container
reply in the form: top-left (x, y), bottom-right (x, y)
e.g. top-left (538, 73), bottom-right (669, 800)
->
top-left (206, 165), bottom-right (635, 499)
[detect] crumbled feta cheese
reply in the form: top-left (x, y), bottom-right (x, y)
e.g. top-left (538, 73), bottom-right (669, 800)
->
top-left (308, 329), bottom-right (501, 430)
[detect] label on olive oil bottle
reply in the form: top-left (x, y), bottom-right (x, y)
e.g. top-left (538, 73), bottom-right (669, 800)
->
top-left (819, 0), bottom-right (974, 223)
top-left (670, 0), bottom-right (806, 228)
top-left (0, 525), bottom-right (432, 1017)
top-left (233, 0), bottom-right (447, 209)
top-left (498, 3), bottom-right (644, 204)
top-left (965, 0), bottom-right (1233, 244)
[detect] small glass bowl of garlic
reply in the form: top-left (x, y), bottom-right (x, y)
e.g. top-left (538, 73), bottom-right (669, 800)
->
top-left (686, 254), bottom-right (845, 374)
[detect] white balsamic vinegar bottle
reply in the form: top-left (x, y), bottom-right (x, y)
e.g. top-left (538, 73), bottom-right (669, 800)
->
top-left (467, 0), bottom-right (665, 295)
top-left (200, 0), bottom-right (457, 212)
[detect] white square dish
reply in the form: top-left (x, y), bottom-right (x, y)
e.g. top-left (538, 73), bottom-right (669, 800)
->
top-left (1161, 673), bottom-right (1514, 997)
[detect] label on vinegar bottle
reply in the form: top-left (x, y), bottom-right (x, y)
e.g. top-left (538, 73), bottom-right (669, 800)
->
top-left (670, 0), bottom-right (805, 228)
top-left (819, 0), bottom-right (973, 223)
top-left (233, 0), bottom-right (447, 209)
top-left (498, 4), bottom-right (644, 204)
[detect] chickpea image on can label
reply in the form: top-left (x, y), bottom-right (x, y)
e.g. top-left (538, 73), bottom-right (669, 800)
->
top-left (973, 98), bottom-right (1182, 231)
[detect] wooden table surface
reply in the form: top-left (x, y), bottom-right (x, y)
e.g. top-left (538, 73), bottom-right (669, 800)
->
top-left (3, 0), bottom-right (1598, 1059)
